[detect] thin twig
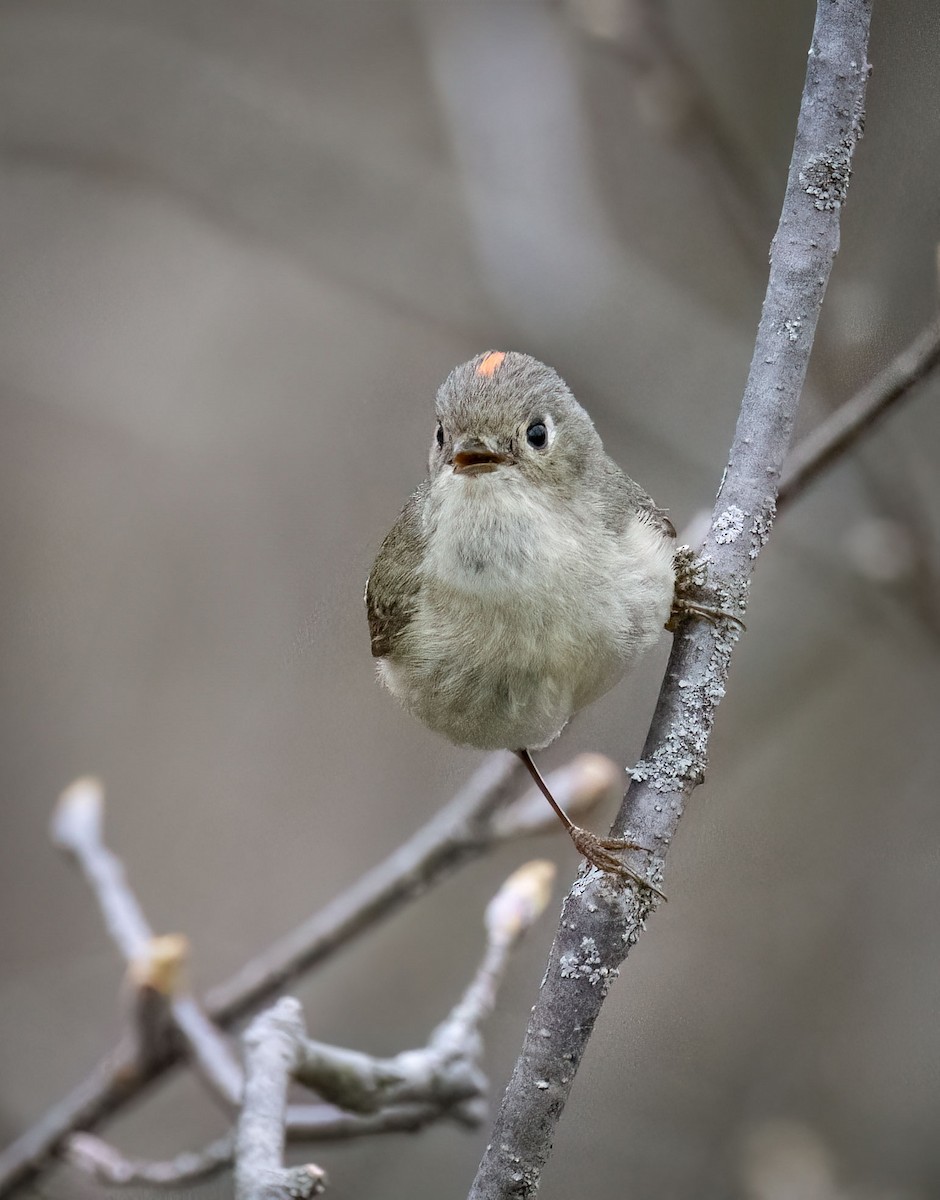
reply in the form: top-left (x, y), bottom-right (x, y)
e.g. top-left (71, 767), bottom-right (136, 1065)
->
top-left (679, 317), bottom-right (940, 550)
top-left (50, 779), bottom-right (244, 1110)
top-left (777, 320), bottom-right (940, 506)
top-left (62, 863), bottom-right (556, 1193)
top-left (66, 1131), bottom-right (236, 1188)
top-left (206, 754), bottom-right (612, 1022)
top-left (468, 4), bottom-right (874, 1197)
top-left (290, 861), bottom-right (555, 1116)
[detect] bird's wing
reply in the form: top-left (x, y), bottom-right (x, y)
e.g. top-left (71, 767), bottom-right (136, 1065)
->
top-left (600, 460), bottom-right (676, 543)
top-left (365, 482), bottom-right (428, 659)
top-left (635, 495), bottom-right (677, 541)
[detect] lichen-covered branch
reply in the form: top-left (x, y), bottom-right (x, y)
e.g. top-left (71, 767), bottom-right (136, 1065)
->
top-left (468, 4), bottom-right (874, 1197)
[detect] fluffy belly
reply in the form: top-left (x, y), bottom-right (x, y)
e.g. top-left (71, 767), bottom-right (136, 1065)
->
top-left (380, 587), bottom-right (637, 751)
top-left (379, 473), bottom-right (675, 750)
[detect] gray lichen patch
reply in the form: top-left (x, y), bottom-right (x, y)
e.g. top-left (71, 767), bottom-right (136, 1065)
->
top-left (559, 936), bottom-right (619, 993)
top-left (713, 506), bottom-right (746, 545)
top-left (782, 317), bottom-right (803, 343)
top-left (799, 140), bottom-right (853, 210)
top-left (749, 499), bottom-right (777, 560)
top-left (631, 611), bottom-right (741, 798)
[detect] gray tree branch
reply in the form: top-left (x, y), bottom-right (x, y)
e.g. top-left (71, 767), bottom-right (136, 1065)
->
top-left (467, 3), bottom-right (874, 1197)
top-left (235, 999), bottom-right (327, 1200)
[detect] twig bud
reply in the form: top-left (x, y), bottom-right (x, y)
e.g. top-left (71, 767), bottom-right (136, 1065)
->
top-left (485, 860), bottom-right (556, 945)
top-left (50, 776), bottom-right (104, 852)
top-left (128, 934), bottom-right (190, 996)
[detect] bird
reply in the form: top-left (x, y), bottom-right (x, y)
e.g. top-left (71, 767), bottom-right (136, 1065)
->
top-left (365, 350), bottom-right (679, 890)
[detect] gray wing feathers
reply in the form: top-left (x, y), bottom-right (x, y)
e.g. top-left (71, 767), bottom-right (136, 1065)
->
top-left (598, 459), bottom-right (676, 542)
top-left (365, 484), bottom-right (428, 659)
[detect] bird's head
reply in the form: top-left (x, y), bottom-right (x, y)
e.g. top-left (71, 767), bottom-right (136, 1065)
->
top-left (429, 351), bottom-right (603, 497)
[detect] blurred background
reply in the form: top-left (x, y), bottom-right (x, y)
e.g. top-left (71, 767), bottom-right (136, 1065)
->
top-left (2, 2), bottom-right (939, 1198)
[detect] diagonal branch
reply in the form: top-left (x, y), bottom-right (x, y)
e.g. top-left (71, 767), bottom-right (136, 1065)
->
top-left (468, 3), bottom-right (874, 1197)
top-left (777, 320), bottom-right (940, 506)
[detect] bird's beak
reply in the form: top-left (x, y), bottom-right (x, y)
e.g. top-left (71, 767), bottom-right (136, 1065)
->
top-left (452, 439), bottom-right (510, 475)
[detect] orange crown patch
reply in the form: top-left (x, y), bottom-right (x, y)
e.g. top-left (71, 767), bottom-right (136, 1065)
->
top-left (475, 351), bottom-right (506, 377)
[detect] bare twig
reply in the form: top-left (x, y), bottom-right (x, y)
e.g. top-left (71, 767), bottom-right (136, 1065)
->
top-left (203, 755), bottom-right (610, 1022)
top-left (291, 861), bottom-right (555, 1117)
top-left (0, 756), bottom-right (610, 1195)
top-left (65, 863), bottom-right (555, 1193)
top-left (468, 4), bottom-right (874, 1197)
top-left (680, 317), bottom-right (940, 551)
top-left (66, 1131), bottom-right (236, 1188)
top-left (777, 320), bottom-right (940, 506)
top-left (50, 778), bottom-right (244, 1110)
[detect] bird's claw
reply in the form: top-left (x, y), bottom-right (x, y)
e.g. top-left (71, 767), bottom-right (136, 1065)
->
top-left (569, 826), bottom-right (666, 900)
top-left (668, 548), bottom-right (746, 632)
top-left (666, 597), bottom-right (746, 632)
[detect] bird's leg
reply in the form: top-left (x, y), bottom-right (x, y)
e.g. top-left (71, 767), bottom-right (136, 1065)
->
top-left (515, 750), bottom-right (665, 899)
top-left (667, 545), bottom-right (746, 633)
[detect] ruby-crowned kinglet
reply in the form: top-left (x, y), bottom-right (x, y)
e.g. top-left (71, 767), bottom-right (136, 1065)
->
top-left (366, 351), bottom-right (677, 887)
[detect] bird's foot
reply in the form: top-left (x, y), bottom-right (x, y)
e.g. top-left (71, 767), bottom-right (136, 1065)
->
top-left (667, 596), bottom-right (746, 632)
top-left (666, 545), bottom-right (746, 632)
top-left (568, 825), bottom-right (666, 900)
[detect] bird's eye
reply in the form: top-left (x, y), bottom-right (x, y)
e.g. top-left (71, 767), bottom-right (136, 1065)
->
top-left (436, 423), bottom-right (444, 448)
top-left (526, 421), bottom-right (548, 449)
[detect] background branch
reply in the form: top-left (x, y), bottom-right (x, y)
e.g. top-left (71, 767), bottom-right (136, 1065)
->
top-left (570, 0), bottom-right (773, 260)
top-left (777, 319), bottom-right (940, 506)
top-left (235, 999), bottom-right (326, 1200)
top-left (51, 778), bottom-right (244, 1109)
top-left (468, 3), bottom-right (874, 1196)
top-left (0, 759), bottom-right (606, 1195)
